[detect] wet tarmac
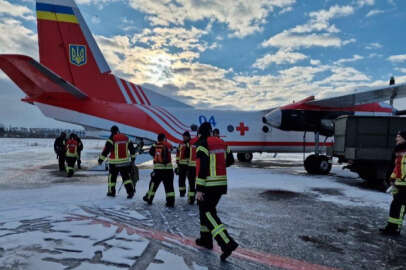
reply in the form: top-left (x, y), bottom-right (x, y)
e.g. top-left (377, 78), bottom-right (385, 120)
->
top-left (0, 139), bottom-right (404, 270)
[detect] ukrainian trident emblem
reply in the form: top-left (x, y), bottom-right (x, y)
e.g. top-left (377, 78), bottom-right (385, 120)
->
top-left (69, 44), bottom-right (87, 66)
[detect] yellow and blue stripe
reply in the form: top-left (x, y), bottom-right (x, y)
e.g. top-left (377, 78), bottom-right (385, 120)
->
top-left (36, 3), bottom-right (78, 24)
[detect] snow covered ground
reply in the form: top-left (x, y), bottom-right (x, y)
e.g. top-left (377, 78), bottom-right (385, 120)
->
top-left (0, 138), bottom-right (402, 270)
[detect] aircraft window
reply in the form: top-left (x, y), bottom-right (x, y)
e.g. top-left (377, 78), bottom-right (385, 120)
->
top-left (262, 126), bottom-right (269, 133)
top-left (227, 125), bottom-right (234, 132)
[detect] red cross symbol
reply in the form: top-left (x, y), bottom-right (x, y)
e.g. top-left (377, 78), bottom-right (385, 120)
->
top-left (236, 122), bottom-right (249, 136)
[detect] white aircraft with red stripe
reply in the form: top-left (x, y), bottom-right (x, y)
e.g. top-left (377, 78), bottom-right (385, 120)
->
top-left (1, 0), bottom-right (406, 175)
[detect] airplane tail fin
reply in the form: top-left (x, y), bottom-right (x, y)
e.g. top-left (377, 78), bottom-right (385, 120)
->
top-left (35, 0), bottom-right (119, 100)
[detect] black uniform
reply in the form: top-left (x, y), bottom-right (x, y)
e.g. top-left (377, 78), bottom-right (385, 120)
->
top-left (195, 125), bottom-right (237, 261)
top-left (143, 141), bottom-right (175, 207)
top-left (54, 134), bottom-right (66, 171)
top-left (99, 133), bottom-right (136, 198)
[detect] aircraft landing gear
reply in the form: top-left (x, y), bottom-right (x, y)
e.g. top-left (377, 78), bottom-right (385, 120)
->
top-left (304, 154), bottom-right (331, 175)
top-left (303, 131), bottom-right (332, 175)
top-left (237, 152), bottom-right (253, 162)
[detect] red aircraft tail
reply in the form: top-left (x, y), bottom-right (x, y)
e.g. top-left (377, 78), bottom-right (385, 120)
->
top-left (35, 0), bottom-right (131, 103)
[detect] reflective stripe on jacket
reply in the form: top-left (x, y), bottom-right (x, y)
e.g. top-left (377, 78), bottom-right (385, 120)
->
top-left (152, 141), bottom-right (173, 170)
top-left (176, 142), bottom-right (189, 165)
top-left (196, 136), bottom-right (228, 193)
top-left (188, 137), bottom-right (198, 167)
top-left (66, 139), bottom-right (78, 158)
top-left (391, 150), bottom-right (406, 186)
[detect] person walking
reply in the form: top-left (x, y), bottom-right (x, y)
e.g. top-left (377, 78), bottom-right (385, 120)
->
top-left (98, 126), bottom-right (136, 199)
top-left (380, 130), bottom-right (406, 235)
top-left (143, 133), bottom-right (175, 207)
top-left (54, 132), bottom-right (66, 172)
top-left (194, 122), bottom-right (238, 261)
top-left (65, 133), bottom-right (78, 177)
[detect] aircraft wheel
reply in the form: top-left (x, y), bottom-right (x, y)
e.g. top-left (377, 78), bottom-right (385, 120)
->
top-left (237, 153), bottom-right (253, 162)
top-left (304, 154), bottom-right (319, 174)
top-left (304, 155), bottom-right (331, 174)
top-left (318, 155), bottom-right (332, 175)
top-left (244, 152), bottom-right (253, 162)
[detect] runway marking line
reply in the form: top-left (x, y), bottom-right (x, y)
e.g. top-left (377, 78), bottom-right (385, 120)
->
top-left (67, 214), bottom-right (341, 270)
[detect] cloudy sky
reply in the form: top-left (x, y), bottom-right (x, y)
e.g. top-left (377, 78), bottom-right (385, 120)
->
top-left (0, 0), bottom-right (406, 128)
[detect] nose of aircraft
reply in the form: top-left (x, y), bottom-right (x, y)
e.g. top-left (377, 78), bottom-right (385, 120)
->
top-left (262, 108), bottom-right (282, 128)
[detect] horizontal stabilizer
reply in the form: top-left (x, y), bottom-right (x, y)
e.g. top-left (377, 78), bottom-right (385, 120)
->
top-left (0, 54), bottom-right (88, 100)
top-left (307, 83), bottom-right (406, 108)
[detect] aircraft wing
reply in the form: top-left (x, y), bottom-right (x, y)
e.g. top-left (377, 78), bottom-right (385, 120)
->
top-left (306, 83), bottom-right (406, 108)
top-left (0, 54), bottom-right (88, 100)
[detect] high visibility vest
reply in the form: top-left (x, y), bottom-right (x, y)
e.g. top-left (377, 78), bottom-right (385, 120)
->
top-left (108, 133), bottom-right (131, 164)
top-left (196, 136), bottom-right (227, 188)
top-left (188, 137), bottom-right (198, 167)
top-left (391, 150), bottom-right (406, 186)
top-left (153, 142), bottom-right (173, 169)
top-left (176, 142), bottom-right (189, 165)
top-left (66, 139), bottom-right (78, 158)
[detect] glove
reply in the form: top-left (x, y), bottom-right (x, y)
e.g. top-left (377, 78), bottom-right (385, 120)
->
top-left (174, 167), bottom-right (180, 175)
top-left (150, 171), bottom-right (155, 177)
top-left (98, 159), bottom-right (103, 165)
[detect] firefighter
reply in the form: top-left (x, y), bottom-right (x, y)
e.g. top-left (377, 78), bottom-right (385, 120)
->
top-left (73, 134), bottom-right (83, 169)
top-left (187, 133), bottom-right (199, 204)
top-left (65, 133), bottom-right (78, 177)
top-left (176, 131), bottom-right (191, 197)
top-left (195, 122), bottom-right (238, 261)
top-left (380, 130), bottom-right (406, 235)
top-left (98, 126), bottom-right (136, 199)
top-left (143, 133), bottom-right (175, 207)
top-left (54, 132), bottom-right (66, 171)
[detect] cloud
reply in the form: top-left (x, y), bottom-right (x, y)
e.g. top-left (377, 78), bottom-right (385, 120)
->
top-left (253, 49), bottom-right (308, 69)
top-left (366, 9), bottom-right (384, 17)
top-left (127, 0), bottom-right (296, 38)
top-left (388, 54), bottom-right (406, 63)
top-left (262, 5), bottom-right (354, 50)
top-left (0, 18), bottom-right (38, 58)
top-left (0, 0), bottom-right (35, 21)
top-left (357, 0), bottom-right (375, 7)
top-left (334, 54), bottom-right (364, 65)
top-left (365, 42), bottom-right (382, 50)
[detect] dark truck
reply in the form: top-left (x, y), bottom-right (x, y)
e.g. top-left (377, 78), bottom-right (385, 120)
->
top-left (333, 115), bottom-right (406, 185)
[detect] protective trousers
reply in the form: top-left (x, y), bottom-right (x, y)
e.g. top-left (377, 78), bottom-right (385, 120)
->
top-left (178, 164), bottom-right (188, 196)
top-left (198, 193), bottom-right (237, 252)
top-left (387, 188), bottom-right (406, 232)
top-left (65, 157), bottom-right (76, 177)
top-left (145, 169), bottom-right (175, 207)
top-left (58, 152), bottom-right (65, 171)
top-left (187, 166), bottom-right (196, 204)
top-left (108, 164), bottom-right (135, 196)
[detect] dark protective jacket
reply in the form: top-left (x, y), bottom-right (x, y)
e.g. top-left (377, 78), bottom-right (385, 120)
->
top-left (195, 136), bottom-right (234, 194)
top-left (100, 133), bottom-right (136, 165)
top-left (54, 136), bottom-right (66, 155)
top-left (149, 141), bottom-right (173, 170)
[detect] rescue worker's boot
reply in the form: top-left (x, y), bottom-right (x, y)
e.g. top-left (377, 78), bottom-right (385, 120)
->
top-left (127, 190), bottom-right (134, 199)
top-left (179, 187), bottom-right (186, 197)
top-left (143, 195), bottom-right (152, 205)
top-left (107, 187), bottom-right (116, 197)
top-left (166, 197), bottom-right (175, 208)
top-left (220, 239), bottom-right (239, 261)
top-left (67, 169), bottom-right (74, 177)
top-left (77, 160), bottom-right (82, 169)
top-left (188, 192), bottom-right (196, 205)
top-left (195, 232), bottom-right (213, 249)
top-left (380, 223), bottom-right (400, 236)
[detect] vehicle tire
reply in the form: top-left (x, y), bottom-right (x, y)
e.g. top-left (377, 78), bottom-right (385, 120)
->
top-left (237, 153), bottom-right (253, 162)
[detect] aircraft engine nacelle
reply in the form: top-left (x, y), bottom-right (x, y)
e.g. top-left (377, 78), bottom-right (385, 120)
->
top-left (263, 109), bottom-right (335, 137)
